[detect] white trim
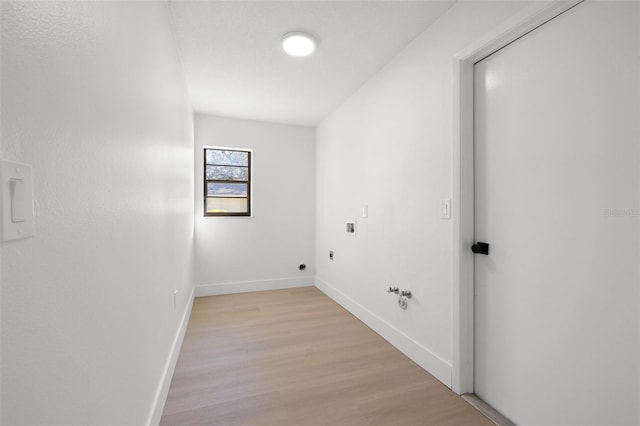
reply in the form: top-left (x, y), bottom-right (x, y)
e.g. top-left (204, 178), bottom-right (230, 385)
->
top-left (147, 286), bottom-right (195, 426)
top-left (450, 0), bottom-right (583, 395)
top-left (195, 277), bottom-right (314, 297)
top-left (202, 145), bottom-right (253, 153)
top-left (315, 277), bottom-right (452, 387)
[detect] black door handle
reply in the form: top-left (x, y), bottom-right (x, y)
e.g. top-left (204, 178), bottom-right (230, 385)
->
top-left (471, 242), bottom-right (489, 255)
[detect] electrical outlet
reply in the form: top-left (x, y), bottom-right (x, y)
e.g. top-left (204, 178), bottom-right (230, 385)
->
top-left (329, 250), bottom-right (334, 260)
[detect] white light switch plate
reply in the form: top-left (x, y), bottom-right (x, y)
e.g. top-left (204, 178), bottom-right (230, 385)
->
top-left (1, 160), bottom-right (35, 241)
top-left (440, 199), bottom-right (451, 220)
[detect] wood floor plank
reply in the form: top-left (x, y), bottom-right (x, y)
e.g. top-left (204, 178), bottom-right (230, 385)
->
top-left (161, 287), bottom-right (491, 425)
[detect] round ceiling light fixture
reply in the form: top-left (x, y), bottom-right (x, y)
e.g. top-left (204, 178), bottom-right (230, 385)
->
top-left (282, 31), bottom-right (316, 57)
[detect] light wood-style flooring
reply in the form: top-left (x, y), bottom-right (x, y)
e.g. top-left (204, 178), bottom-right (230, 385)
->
top-left (161, 287), bottom-right (491, 425)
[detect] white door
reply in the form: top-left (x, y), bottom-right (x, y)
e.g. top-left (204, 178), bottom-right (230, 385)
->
top-left (474, 2), bottom-right (639, 425)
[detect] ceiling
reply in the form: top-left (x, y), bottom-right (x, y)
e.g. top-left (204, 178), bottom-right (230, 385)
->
top-left (167, 1), bottom-right (455, 127)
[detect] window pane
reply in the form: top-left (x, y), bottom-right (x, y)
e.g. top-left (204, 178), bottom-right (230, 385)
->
top-left (206, 197), bottom-right (248, 214)
top-left (206, 149), bottom-right (249, 166)
top-left (206, 165), bottom-right (248, 181)
top-left (207, 182), bottom-right (247, 197)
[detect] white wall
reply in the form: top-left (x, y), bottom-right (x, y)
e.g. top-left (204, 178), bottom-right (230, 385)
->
top-left (194, 114), bottom-right (315, 296)
top-left (315, 1), bottom-right (531, 386)
top-left (1, 2), bottom-right (194, 424)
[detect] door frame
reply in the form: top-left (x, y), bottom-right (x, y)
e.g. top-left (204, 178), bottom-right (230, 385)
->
top-left (450, 0), bottom-right (583, 395)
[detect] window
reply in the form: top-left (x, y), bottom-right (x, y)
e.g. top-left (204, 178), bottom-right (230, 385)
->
top-left (204, 147), bottom-right (251, 216)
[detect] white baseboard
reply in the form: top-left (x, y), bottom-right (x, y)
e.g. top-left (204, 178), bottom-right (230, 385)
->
top-left (315, 277), bottom-right (452, 388)
top-left (195, 276), bottom-right (315, 297)
top-left (147, 286), bottom-right (195, 426)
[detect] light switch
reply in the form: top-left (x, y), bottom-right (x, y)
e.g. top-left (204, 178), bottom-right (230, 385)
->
top-left (440, 199), bottom-right (451, 220)
top-left (1, 160), bottom-right (34, 241)
top-left (10, 179), bottom-right (26, 222)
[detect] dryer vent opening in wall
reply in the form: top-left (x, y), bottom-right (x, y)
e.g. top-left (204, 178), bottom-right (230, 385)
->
top-left (346, 221), bottom-right (356, 235)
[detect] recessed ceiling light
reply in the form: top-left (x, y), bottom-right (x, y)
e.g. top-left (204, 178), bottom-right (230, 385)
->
top-left (282, 31), bottom-right (316, 57)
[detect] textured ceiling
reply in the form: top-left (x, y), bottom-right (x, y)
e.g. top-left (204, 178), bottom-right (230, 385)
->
top-left (167, 1), bottom-right (455, 127)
